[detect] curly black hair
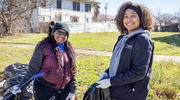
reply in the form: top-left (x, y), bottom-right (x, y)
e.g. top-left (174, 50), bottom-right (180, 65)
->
top-left (115, 1), bottom-right (154, 35)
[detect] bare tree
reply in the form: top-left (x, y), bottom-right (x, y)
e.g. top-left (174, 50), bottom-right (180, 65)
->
top-left (174, 10), bottom-right (180, 34)
top-left (155, 9), bottom-right (164, 31)
top-left (162, 13), bottom-right (174, 25)
top-left (174, 10), bottom-right (180, 23)
top-left (93, 4), bottom-right (100, 22)
top-left (0, 0), bottom-right (53, 35)
top-left (0, 0), bottom-right (32, 35)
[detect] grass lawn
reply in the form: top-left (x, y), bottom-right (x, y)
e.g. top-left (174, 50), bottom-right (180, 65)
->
top-left (0, 32), bottom-right (180, 56)
top-left (0, 45), bottom-right (180, 99)
top-left (0, 45), bottom-right (33, 71)
top-left (0, 33), bottom-right (47, 44)
top-left (151, 32), bottom-right (180, 56)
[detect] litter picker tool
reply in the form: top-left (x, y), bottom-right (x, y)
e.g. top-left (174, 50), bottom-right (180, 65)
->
top-left (4, 72), bottom-right (45, 100)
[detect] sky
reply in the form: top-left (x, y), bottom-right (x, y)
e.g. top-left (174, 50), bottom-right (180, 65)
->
top-left (96, 0), bottom-right (180, 16)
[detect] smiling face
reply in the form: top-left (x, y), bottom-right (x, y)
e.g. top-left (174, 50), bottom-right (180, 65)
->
top-left (123, 9), bottom-right (140, 34)
top-left (54, 29), bottom-right (67, 44)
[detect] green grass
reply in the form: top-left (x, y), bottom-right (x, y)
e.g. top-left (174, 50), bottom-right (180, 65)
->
top-left (151, 32), bottom-right (180, 56)
top-left (76, 53), bottom-right (110, 99)
top-left (0, 45), bottom-right (180, 99)
top-left (0, 33), bottom-right (47, 44)
top-left (0, 45), bottom-right (33, 73)
top-left (0, 32), bottom-right (180, 56)
top-left (69, 32), bottom-right (119, 51)
top-left (149, 60), bottom-right (180, 99)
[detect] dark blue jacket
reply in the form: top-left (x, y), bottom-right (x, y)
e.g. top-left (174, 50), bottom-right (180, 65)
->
top-left (106, 33), bottom-right (154, 100)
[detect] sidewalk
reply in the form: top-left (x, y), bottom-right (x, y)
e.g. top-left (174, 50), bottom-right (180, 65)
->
top-left (1, 43), bottom-right (180, 62)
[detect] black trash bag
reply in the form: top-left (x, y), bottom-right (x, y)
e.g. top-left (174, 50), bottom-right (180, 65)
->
top-left (3, 63), bottom-right (33, 100)
top-left (4, 63), bottom-right (28, 78)
top-left (3, 74), bottom-right (24, 91)
top-left (83, 83), bottom-right (111, 100)
top-left (3, 89), bottom-right (32, 100)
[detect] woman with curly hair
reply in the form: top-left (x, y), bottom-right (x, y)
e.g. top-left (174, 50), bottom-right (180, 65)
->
top-left (96, 1), bottom-right (154, 100)
top-left (10, 22), bottom-right (77, 100)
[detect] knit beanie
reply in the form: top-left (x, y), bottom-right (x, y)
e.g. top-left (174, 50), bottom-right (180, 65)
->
top-left (53, 22), bottom-right (70, 38)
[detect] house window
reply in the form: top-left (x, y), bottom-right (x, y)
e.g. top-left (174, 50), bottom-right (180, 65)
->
top-left (55, 15), bottom-right (62, 21)
top-left (70, 16), bottom-right (79, 22)
top-left (57, 0), bottom-right (61, 9)
top-left (73, 2), bottom-right (80, 11)
top-left (85, 4), bottom-right (91, 12)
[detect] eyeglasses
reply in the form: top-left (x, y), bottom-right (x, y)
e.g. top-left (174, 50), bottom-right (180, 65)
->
top-left (56, 30), bottom-right (67, 36)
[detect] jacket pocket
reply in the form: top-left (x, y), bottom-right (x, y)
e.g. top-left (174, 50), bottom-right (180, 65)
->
top-left (111, 84), bottom-right (130, 98)
top-left (111, 83), bottom-right (140, 99)
top-left (43, 67), bottom-right (52, 79)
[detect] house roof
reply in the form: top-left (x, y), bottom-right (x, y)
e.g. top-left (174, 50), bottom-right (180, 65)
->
top-left (85, 0), bottom-right (100, 4)
top-left (73, 0), bottom-right (100, 4)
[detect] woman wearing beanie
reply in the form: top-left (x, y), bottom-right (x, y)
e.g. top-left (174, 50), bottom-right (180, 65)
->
top-left (96, 1), bottom-right (154, 100)
top-left (11, 22), bottom-right (77, 100)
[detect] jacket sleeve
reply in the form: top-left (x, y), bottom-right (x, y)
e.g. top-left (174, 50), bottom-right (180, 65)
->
top-left (68, 56), bottom-right (77, 94)
top-left (18, 43), bottom-right (44, 89)
top-left (69, 75), bottom-right (77, 94)
top-left (110, 35), bottom-right (154, 86)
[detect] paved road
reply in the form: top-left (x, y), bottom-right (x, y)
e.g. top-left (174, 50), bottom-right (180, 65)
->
top-left (1, 43), bottom-right (180, 62)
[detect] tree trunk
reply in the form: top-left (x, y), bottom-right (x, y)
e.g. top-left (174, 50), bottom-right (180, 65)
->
top-left (3, 23), bottom-right (9, 35)
top-left (7, 25), bottom-right (11, 35)
top-left (29, 9), bottom-right (34, 33)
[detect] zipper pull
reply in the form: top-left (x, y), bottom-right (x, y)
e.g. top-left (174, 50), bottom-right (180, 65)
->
top-left (132, 88), bottom-right (135, 91)
top-left (129, 88), bottom-right (135, 92)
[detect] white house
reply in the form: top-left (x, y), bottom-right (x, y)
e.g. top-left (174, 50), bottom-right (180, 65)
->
top-left (33, 0), bottom-right (100, 32)
top-left (31, 0), bottom-right (118, 33)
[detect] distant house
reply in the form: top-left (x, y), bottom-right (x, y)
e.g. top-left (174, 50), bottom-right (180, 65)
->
top-left (32, 0), bottom-right (100, 32)
top-left (97, 14), bottom-right (115, 23)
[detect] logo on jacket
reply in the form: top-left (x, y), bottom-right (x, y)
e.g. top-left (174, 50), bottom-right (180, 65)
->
top-left (49, 96), bottom-right (56, 100)
top-left (125, 44), bottom-right (132, 49)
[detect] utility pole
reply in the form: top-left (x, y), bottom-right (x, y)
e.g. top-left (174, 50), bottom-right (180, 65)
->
top-left (37, 0), bottom-right (41, 15)
top-left (104, 3), bottom-right (108, 23)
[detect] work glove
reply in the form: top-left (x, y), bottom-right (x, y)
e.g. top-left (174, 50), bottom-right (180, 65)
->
top-left (97, 72), bottom-right (108, 81)
top-left (10, 85), bottom-right (21, 95)
top-left (66, 93), bottom-right (75, 100)
top-left (96, 78), bottom-right (111, 89)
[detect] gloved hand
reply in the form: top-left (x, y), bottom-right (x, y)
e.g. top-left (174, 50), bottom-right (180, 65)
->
top-left (11, 85), bottom-right (21, 95)
top-left (96, 79), bottom-right (111, 89)
top-left (66, 93), bottom-right (75, 100)
top-left (97, 72), bottom-right (108, 81)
